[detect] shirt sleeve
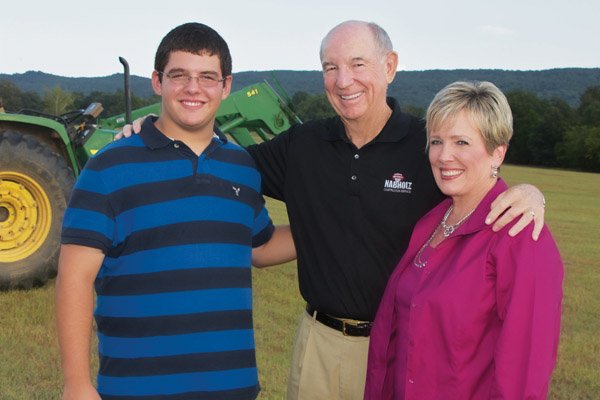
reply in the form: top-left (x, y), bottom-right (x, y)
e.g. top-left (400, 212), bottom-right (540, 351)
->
top-left (246, 124), bottom-right (296, 201)
top-left (61, 164), bottom-right (116, 253)
top-left (489, 225), bottom-right (563, 399)
top-left (248, 164), bottom-right (275, 248)
top-left (251, 205), bottom-right (274, 248)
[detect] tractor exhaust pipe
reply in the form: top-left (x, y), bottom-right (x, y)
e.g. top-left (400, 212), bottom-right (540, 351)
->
top-left (119, 57), bottom-right (132, 124)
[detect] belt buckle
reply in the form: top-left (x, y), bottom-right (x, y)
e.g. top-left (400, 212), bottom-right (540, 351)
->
top-left (342, 320), bottom-right (349, 336)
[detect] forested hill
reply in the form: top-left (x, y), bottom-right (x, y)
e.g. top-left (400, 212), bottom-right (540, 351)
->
top-left (0, 71), bottom-right (155, 98)
top-left (2, 68), bottom-right (599, 108)
top-left (236, 69), bottom-right (600, 108)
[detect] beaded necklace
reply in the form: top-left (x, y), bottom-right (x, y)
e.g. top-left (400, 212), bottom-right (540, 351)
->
top-left (413, 205), bottom-right (475, 269)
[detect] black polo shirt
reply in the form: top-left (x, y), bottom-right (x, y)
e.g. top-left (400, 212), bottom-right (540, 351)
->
top-left (247, 98), bottom-right (444, 321)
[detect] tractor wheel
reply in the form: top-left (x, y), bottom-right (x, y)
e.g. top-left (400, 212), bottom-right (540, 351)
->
top-left (0, 130), bottom-right (74, 289)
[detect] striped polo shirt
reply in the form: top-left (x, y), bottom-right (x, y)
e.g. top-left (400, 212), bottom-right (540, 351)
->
top-left (61, 118), bottom-right (274, 400)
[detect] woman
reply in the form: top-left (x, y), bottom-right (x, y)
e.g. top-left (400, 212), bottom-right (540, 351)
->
top-left (364, 81), bottom-right (563, 399)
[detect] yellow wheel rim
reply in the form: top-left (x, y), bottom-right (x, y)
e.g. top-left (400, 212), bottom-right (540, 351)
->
top-left (0, 172), bottom-right (52, 262)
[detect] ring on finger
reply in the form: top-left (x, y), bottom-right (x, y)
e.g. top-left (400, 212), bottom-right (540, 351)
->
top-left (529, 210), bottom-right (536, 218)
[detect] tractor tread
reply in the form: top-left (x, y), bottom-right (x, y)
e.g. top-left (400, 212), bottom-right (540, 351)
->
top-left (0, 130), bottom-right (75, 290)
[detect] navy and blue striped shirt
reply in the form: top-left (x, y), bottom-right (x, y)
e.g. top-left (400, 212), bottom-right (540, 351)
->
top-left (62, 118), bottom-right (274, 400)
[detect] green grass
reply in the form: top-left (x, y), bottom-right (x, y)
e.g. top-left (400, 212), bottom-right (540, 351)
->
top-left (1, 165), bottom-right (598, 399)
top-left (502, 165), bottom-right (600, 400)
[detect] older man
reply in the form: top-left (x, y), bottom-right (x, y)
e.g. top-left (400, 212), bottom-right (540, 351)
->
top-left (246, 21), bottom-right (544, 399)
top-left (121, 20), bottom-right (545, 400)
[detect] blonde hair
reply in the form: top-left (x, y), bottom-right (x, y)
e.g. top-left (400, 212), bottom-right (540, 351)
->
top-left (426, 81), bottom-right (513, 154)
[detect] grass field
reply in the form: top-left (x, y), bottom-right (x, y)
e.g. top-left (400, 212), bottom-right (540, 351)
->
top-left (0, 164), bottom-right (598, 399)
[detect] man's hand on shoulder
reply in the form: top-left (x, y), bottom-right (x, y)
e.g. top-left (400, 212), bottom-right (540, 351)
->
top-left (114, 114), bottom-right (153, 140)
top-left (485, 183), bottom-right (546, 240)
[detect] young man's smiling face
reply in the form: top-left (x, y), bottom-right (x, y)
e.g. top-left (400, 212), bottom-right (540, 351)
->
top-left (152, 50), bottom-right (231, 138)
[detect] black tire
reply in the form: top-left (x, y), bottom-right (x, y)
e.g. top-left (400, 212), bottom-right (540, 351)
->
top-left (0, 130), bottom-right (74, 289)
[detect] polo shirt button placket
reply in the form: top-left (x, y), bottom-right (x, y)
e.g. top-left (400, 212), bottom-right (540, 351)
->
top-left (349, 150), bottom-right (360, 193)
top-left (173, 142), bottom-right (180, 149)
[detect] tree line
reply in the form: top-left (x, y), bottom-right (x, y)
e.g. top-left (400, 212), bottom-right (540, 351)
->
top-left (3, 68), bottom-right (599, 109)
top-left (291, 88), bottom-right (600, 173)
top-left (0, 80), bottom-right (159, 117)
top-left (1, 79), bottom-right (598, 172)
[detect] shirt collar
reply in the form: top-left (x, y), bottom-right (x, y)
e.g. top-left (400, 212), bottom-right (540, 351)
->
top-left (419, 179), bottom-right (510, 238)
top-left (320, 97), bottom-right (414, 143)
top-left (459, 178), bottom-right (509, 235)
top-left (139, 116), bottom-right (228, 150)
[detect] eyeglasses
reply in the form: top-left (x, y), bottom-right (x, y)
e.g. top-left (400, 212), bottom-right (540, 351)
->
top-left (158, 71), bottom-right (227, 87)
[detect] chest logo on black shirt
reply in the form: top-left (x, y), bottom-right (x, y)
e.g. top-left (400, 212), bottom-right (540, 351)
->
top-left (383, 172), bottom-right (413, 194)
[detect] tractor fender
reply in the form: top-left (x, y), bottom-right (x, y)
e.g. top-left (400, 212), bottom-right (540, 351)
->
top-left (0, 114), bottom-right (80, 176)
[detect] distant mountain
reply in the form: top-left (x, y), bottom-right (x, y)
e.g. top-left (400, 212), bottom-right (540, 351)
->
top-left (2, 68), bottom-right (599, 108)
top-left (388, 68), bottom-right (600, 109)
top-left (237, 69), bottom-right (600, 108)
top-left (0, 71), bottom-right (156, 98)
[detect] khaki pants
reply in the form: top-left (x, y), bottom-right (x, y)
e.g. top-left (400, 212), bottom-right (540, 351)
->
top-left (286, 310), bottom-right (370, 400)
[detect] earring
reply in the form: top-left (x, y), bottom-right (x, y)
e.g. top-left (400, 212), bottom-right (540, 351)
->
top-left (491, 166), bottom-right (499, 178)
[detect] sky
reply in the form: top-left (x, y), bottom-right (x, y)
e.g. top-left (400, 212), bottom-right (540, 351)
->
top-left (1, 0), bottom-right (599, 78)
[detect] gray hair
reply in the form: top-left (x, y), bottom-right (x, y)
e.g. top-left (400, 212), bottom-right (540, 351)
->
top-left (320, 20), bottom-right (393, 60)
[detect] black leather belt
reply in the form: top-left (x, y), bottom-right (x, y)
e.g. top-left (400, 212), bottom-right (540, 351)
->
top-left (306, 304), bottom-right (372, 337)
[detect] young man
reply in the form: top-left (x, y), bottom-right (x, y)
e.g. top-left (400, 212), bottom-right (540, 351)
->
top-left (55, 23), bottom-right (294, 400)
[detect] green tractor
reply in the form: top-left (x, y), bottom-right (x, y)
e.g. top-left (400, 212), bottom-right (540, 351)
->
top-left (0, 60), bottom-right (300, 289)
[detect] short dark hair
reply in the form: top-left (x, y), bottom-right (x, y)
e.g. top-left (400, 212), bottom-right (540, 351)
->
top-left (154, 22), bottom-right (232, 80)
